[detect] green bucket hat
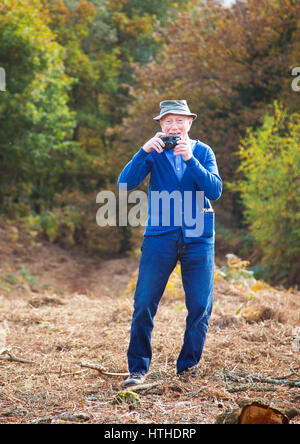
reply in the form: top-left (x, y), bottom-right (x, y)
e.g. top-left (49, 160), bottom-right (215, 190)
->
top-left (153, 100), bottom-right (197, 121)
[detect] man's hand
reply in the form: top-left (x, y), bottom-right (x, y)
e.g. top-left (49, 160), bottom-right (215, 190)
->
top-left (142, 132), bottom-right (166, 154)
top-left (174, 139), bottom-right (193, 161)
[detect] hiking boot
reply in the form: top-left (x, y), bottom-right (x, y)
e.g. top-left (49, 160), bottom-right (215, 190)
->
top-left (177, 364), bottom-right (199, 381)
top-left (123, 372), bottom-right (146, 387)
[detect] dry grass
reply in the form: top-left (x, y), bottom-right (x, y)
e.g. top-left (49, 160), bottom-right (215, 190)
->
top-left (0, 222), bottom-right (299, 424)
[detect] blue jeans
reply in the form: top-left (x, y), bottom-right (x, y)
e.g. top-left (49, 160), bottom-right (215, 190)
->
top-left (127, 229), bottom-right (215, 375)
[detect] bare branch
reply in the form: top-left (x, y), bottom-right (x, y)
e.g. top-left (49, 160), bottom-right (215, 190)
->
top-left (80, 361), bottom-right (129, 377)
top-left (0, 350), bottom-right (34, 364)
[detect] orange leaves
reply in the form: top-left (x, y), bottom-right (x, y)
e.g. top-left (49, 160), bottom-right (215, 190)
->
top-left (117, 0), bottom-right (300, 209)
top-left (107, 0), bottom-right (127, 12)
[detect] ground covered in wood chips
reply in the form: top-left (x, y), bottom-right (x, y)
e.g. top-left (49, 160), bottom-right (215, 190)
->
top-left (0, 221), bottom-right (299, 424)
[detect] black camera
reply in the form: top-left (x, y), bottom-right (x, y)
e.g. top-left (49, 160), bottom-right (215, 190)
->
top-left (160, 136), bottom-right (181, 150)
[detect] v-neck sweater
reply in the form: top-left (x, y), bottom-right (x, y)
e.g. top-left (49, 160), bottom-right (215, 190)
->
top-left (164, 139), bottom-right (196, 181)
top-left (117, 139), bottom-right (222, 243)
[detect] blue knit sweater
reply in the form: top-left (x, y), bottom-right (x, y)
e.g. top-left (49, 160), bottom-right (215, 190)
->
top-left (117, 139), bottom-right (222, 243)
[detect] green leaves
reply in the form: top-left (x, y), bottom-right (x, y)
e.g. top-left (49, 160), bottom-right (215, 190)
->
top-left (230, 102), bottom-right (300, 286)
top-left (0, 1), bottom-right (80, 216)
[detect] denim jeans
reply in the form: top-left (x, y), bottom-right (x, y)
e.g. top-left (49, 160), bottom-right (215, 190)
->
top-left (127, 229), bottom-right (215, 375)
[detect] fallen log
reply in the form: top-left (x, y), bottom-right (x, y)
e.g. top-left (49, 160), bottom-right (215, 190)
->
top-left (238, 402), bottom-right (289, 424)
top-left (216, 401), bottom-right (298, 424)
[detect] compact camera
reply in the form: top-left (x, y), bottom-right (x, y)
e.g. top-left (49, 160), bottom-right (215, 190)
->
top-left (160, 136), bottom-right (181, 150)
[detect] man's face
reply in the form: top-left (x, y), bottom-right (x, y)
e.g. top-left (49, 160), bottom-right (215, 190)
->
top-left (159, 114), bottom-right (193, 140)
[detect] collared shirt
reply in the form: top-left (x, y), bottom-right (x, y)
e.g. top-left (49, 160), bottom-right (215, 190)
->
top-left (164, 138), bottom-right (196, 181)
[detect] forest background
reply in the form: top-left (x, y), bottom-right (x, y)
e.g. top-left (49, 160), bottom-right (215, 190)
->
top-left (0, 0), bottom-right (299, 289)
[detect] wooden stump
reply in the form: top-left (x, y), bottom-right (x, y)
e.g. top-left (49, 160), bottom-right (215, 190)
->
top-left (216, 402), bottom-right (290, 424)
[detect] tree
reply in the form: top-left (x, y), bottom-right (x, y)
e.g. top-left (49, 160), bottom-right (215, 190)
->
top-left (229, 102), bottom-right (300, 286)
top-left (113, 0), bottom-right (300, 222)
top-left (0, 0), bottom-right (78, 214)
top-left (39, 0), bottom-right (191, 193)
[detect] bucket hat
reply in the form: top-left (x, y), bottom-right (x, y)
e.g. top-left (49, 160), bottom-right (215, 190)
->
top-left (153, 100), bottom-right (197, 121)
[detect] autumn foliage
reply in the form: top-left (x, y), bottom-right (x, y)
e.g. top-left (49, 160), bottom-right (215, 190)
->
top-left (0, 0), bottom-right (299, 286)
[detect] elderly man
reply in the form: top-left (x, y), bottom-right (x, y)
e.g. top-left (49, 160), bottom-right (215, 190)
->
top-left (117, 100), bottom-right (222, 387)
